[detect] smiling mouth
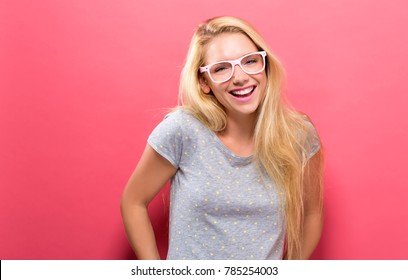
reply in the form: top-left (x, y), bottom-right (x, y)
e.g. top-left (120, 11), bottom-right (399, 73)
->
top-left (229, 86), bottom-right (256, 98)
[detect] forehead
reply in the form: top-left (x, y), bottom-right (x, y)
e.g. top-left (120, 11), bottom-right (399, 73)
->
top-left (204, 32), bottom-right (259, 64)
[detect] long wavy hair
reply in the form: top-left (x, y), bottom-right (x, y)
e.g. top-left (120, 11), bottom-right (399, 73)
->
top-left (178, 16), bottom-right (323, 259)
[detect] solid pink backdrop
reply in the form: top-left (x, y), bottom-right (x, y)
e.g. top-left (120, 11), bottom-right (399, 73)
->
top-left (1, 0), bottom-right (407, 259)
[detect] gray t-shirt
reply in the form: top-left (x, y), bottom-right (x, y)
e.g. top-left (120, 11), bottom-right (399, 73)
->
top-left (148, 109), bottom-right (320, 260)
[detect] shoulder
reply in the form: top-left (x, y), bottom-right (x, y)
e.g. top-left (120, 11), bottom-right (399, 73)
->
top-left (165, 109), bottom-right (206, 132)
top-left (299, 114), bottom-right (321, 160)
top-left (147, 109), bottom-right (194, 168)
top-left (151, 109), bottom-right (191, 131)
top-left (163, 108), bottom-right (194, 123)
top-left (150, 109), bottom-right (206, 140)
top-left (147, 109), bottom-right (209, 168)
top-left (297, 113), bottom-right (318, 135)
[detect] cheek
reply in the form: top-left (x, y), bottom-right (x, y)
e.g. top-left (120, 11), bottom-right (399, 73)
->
top-left (210, 87), bottom-right (230, 106)
top-left (209, 84), bottom-right (227, 96)
top-left (255, 74), bottom-right (267, 91)
top-left (211, 89), bottom-right (225, 103)
top-left (256, 76), bottom-right (268, 103)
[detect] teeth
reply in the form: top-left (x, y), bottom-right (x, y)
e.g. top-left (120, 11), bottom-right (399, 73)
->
top-left (231, 87), bottom-right (254, 95)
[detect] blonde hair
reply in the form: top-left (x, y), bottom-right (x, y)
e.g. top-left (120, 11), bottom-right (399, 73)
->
top-left (178, 16), bottom-right (323, 259)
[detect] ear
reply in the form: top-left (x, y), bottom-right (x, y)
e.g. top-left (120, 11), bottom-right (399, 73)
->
top-left (199, 76), bottom-right (211, 94)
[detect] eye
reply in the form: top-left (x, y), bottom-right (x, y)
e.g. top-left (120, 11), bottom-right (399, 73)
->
top-left (214, 66), bottom-right (227, 73)
top-left (243, 57), bottom-right (258, 65)
top-left (211, 62), bottom-right (231, 74)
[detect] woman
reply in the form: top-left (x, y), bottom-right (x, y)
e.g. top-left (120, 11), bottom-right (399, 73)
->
top-left (121, 16), bottom-right (324, 260)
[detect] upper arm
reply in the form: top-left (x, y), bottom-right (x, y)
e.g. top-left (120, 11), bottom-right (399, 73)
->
top-left (303, 148), bottom-right (324, 215)
top-left (122, 144), bottom-right (177, 207)
top-left (300, 114), bottom-right (323, 214)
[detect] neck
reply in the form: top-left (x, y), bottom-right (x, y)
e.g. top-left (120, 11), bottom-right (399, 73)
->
top-left (227, 113), bottom-right (256, 138)
top-left (217, 112), bottom-right (257, 157)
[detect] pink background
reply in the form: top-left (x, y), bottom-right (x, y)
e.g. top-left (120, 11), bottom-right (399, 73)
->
top-left (1, 0), bottom-right (407, 259)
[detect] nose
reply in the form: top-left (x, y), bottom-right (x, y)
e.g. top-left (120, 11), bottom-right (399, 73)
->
top-left (231, 64), bottom-right (249, 84)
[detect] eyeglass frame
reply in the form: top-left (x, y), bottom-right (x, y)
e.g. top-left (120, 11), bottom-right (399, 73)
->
top-left (199, 51), bottom-right (267, 83)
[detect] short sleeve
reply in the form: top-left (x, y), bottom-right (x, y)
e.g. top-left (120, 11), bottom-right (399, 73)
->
top-left (147, 110), bottom-right (184, 168)
top-left (304, 119), bottom-right (321, 160)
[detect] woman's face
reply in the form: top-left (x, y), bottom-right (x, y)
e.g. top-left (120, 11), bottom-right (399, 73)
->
top-left (200, 32), bottom-right (267, 119)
